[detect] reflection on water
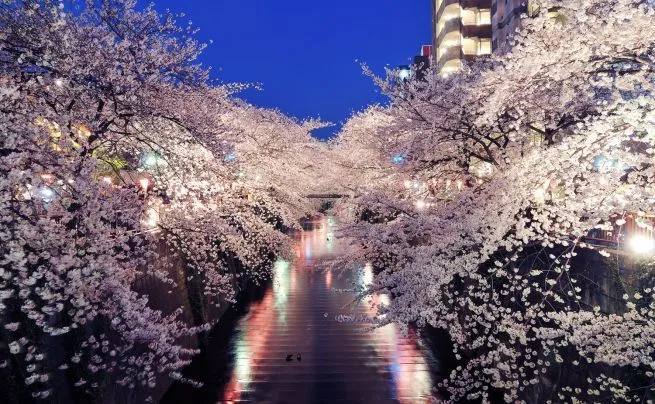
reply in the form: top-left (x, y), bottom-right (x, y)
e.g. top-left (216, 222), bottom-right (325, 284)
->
top-left (359, 262), bottom-right (374, 288)
top-left (274, 260), bottom-right (291, 309)
top-left (325, 270), bottom-right (332, 289)
top-left (164, 216), bottom-right (440, 403)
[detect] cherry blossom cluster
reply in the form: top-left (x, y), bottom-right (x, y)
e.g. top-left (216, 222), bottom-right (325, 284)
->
top-left (334, 0), bottom-right (655, 401)
top-left (0, 0), bottom-right (331, 400)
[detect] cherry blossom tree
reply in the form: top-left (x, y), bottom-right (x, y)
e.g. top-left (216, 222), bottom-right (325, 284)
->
top-left (334, 0), bottom-right (655, 401)
top-left (0, 0), bottom-right (329, 401)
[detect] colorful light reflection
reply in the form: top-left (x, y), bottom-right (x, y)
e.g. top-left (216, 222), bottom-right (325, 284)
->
top-left (221, 218), bottom-right (436, 402)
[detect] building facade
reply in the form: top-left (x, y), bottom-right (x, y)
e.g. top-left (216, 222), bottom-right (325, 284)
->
top-left (432, 0), bottom-right (543, 72)
top-left (431, 0), bottom-right (493, 75)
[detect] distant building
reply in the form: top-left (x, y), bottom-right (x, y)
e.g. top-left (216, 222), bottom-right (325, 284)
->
top-left (415, 44), bottom-right (433, 66)
top-left (431, 0), bottom-right (493, 75)
top-left (414, 45), bottom-right (433, 79)
top-left (396, 45), bottom-right (432, 83)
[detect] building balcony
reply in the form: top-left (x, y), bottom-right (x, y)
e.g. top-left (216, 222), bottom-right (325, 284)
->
top-left (462, 23), bottom-right (492, 40)
top-left (460, 0), bottom-right (492, 9)
top-left (437, 44), bottom-right (462, 65)
top-left (461, 7), bottom-right (491, 26)
top-left (435, 0), bottom-right (462, 18)
top-left (461, 36), bottom-right (492, 57)
top-left (436, 17), bottom-right (462, 46)
top-left (441, 59), bottom-right (463, 75)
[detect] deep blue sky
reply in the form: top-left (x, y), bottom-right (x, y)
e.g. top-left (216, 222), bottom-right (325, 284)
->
top-left (152, 1), bottom-right (431, 139)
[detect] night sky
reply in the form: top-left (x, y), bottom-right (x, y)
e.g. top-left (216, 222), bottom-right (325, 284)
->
top-left (151, 0), bottom-right (431, 140)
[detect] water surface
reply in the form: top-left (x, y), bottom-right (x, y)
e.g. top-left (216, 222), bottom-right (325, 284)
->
top-left (162, 217), bottom-right (440, 403)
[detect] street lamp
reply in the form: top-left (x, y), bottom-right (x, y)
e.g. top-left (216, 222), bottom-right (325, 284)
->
top-left (629, 235), bottom-right (655, 255)
top-left (144, 207), bottom-right (159, 229)
top-left (139, 178), bottom-right (150, 193)
top-left (397, 65), bottom-right (412, 82)
top-left (140, 152), bottom-right (164, 170)
top-left (40, 187), bottom-right (55, 202)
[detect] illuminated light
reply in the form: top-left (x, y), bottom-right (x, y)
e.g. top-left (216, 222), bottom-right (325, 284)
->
top-left (325, 270), bottom-right (332, 288)
top-left (290, 264), bottom-right (297, 291)
top-left (274, 259), bottom-right (290, 274)
top-left (593, 155), bottom-right (629, 174)
top-left (140, 152), bottom-right (165, 169)
top-left (22, 184), bottom-right (33, 200)
top-left (392, 154), bottom-right (405, 164)
top-left (273, 259), bottom-right (291, 310)
top-left (533, 187), bottom-right (546, 204)
top-left (469, 159), bottom-right (494, 178)
top-left (360, 263), bottom-right (374, 287)
top-left (40, 187), bottom-right (55, 202)
top-left (305, 238), bottom-right (312, 259)
top-left (102, 176), bottom-right (113, 185)
top-left (225, 152), bottom-right (237, 162)
top-left (139, 178), bottom-right (150, 191)
top-left (415, 200), bottom-right (427, 210)
top-left (54, 78), bottom-right (63, 87)
top-left (234, 342), bottom-right (251, 382)
top-left (144, 208), bottom-right (159, 229)
top-left (397, 66), bottom-right (412, 81)
top-left (403, 180), bottom-right (412, 188)
top-left (629, 235), bottom-right (655, 255)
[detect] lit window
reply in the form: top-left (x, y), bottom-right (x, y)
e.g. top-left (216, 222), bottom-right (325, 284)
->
top-left (478, 38), bottom-right (492, 55)
top-left (461, 9), bottom-right (477, 26)
top-left (479, 10), bottom-right (491, 25)
top-left (461, 8), bottom-right (492, 26)
top-left (461, 37), bottom-right (479, 55)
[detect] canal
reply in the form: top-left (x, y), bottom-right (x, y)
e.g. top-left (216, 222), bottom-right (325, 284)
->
top-left (162, 217), bottom-right (440, 403)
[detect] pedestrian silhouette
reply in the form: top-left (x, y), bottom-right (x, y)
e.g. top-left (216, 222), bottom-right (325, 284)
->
top-left (297, 353), bottom-right (302, 361)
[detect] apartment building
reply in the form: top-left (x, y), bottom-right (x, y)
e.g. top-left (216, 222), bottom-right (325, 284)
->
top-left (432, 0), bottom-right (543, 72)
top-left (432, 0), bottom-right (493, 75)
